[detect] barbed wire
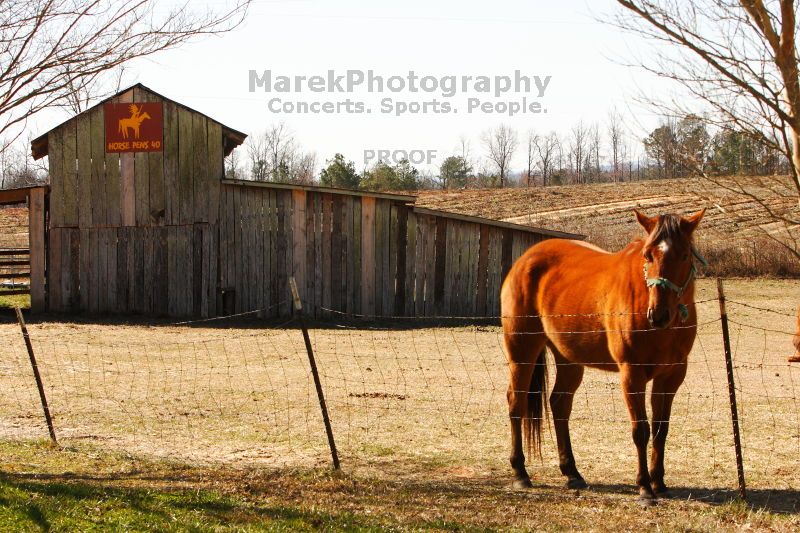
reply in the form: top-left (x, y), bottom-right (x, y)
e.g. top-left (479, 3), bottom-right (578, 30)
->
top-left (25, 300), bottom-right (293, 343)
top-left (0, 292), bottom-right (797, 499)
top-left (727, 319), bottom-right (797, 337)
top-left (317, 297), bottom-right (721, 320)
top-left (725, 299), bottom-right (798, 318)
top-left (168, 299), bottom-right (291, 325)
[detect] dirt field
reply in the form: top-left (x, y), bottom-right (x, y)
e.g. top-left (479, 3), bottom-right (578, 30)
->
top-left (416, 176), bottom-right (798, 243)
top-left (417, 178), bottom-right (800, 277)
top-left (0, 279), bottom-right (798, 530)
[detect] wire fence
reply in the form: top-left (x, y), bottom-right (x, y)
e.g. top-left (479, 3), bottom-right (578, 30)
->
top-left (0, 280), bottom-right (798, 500)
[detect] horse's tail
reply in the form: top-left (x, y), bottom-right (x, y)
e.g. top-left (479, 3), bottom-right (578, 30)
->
top-left (524, 347), bottom-right (549, 459)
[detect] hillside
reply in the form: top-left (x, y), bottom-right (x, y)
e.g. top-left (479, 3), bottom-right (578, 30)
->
top-left (416, 176), bottom-right (799, 251)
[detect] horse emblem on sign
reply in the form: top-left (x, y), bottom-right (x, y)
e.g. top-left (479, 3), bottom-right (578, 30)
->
top-left (118, 104), bottom-right (152, 140)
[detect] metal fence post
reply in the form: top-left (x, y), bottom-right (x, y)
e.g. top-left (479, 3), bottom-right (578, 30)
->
top-left (716, 279), bottom-right (746, 500)
top-left (289, 277), bottom-right (340, 469)
top-left (14, 306), bottom-right (57, 445)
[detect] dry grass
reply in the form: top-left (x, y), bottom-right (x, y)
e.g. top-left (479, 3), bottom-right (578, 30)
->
top-left (0, 206), bottom-right (28, 249)
top-left (0, 279), bottom-right (799, 529)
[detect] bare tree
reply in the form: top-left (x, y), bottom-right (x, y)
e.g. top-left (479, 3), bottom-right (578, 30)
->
top-left (533, 131), bottom-right (560, 186)
top-left (613, 0), bottom-right (800, 202)
top-left (482, 124), bottom-right (518, 187)
top-left (555, 136), bottom-right (566, 180)
top-left (246, 123), bottom-right (319, 183)
top-left (225, 149), bottom-right (245, 180)
top-left (568, 121), bottom-right (589, 184)
top-left (619, 137), bottom-right (630, 182)
top-left (608, 109), bottom-right (624, 182)
top-left (246, 134), bottom-right (269, 181)
top-left (526, 130), bottom-right (539, 187)
top-left (0, 0), bottom-right (249, 151)
top-left (264, 123), bottom-right (296, 181)
top-left (458, 135), bottom-right (473, 186)
top-left (1, 134), bottom-right (47, 187)
top-left (588, 123), bottom-right (602, 180)
top-left (292, 152), bottom-right (318, 184)
top-left (62, 67), bottom-right (129, 115)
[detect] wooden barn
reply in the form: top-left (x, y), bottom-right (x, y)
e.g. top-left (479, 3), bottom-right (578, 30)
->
top-left (31, 84), bottom-right (582, 318)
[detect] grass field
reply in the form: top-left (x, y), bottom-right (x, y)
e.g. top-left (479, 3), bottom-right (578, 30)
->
top-left (0, 279), bottom-right (798, 530)
top-left (0, 440), bottom-right (783, 531)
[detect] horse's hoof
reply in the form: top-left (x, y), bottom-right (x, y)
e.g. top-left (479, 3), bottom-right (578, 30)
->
top-left (651, 480), bottom-right (671, 498)
top-left (654, 488), bottom-right (672, 499)
top-left (512, 478), bottom-right (533, 489)
top-left (566, 477), bottom-right (588, 490)
top-left (637, 495), bottom-right (657, 508)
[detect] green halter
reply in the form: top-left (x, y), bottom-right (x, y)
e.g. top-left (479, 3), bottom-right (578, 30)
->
top-left (643, 247), bottom-right (708, 322)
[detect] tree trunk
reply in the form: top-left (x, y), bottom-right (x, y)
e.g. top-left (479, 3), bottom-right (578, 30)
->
top-left (791, 127), bottom-right (800, 203)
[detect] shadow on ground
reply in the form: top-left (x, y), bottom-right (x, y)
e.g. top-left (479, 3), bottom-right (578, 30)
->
top-left (4, 466), bottom-right (798, 517)
top-left (0, 471), bottom-right (390, 531)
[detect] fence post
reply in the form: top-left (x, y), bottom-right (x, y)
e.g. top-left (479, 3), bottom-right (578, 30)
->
top-left (14, 306), bottom-right (57, 445)
top-left (716, 279), bottom-right (746, 500)
top-left (289, 277), bottom-right (340, 469)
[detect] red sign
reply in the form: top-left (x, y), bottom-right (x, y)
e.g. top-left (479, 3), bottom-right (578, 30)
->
top-left (104, 102), bottom-right (163, 153)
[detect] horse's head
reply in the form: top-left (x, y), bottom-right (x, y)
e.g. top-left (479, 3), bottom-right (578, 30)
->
top-left (635, 209), bottom-right (705, 329)
top-left (140, 112), bottom-right (151, 121)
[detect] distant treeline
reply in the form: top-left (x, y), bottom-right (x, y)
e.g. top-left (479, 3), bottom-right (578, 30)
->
top-left (223, 115), bottom-right (790, 192)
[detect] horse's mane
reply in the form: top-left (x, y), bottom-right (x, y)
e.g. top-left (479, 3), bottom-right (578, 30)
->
top-left (643, 214), bottom-right (686, 249)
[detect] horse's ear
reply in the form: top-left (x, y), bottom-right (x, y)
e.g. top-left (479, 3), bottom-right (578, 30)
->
top-left (680, 208), bottom-right (706, 235)
top-left (634, 209), bottom-right (657, 234)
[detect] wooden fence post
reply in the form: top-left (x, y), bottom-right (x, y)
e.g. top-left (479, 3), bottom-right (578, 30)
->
top-left (14, 307), bottom-right (57, 445)
top-left (289, 277), bottom-right (340, 469)
top-left (717, 278), bottom-right (746, 500)
top-left (28, 188), bottom-right (46, 312)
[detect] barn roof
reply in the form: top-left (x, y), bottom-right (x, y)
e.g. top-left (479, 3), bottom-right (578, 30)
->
top-left (411, 206), bottom-right (584, 239)
top-left (0, 185), bottom-right (48, 205)
top-left (222, 178), bottom-right (419, 202)
top-left (30, 83), bottom-right (247, 160)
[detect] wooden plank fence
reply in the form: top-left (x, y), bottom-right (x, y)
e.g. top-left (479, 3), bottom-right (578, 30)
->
top-left (218, 181), bottom-right (574, 319)
top-left (43, 172), bottom-right (579, 318)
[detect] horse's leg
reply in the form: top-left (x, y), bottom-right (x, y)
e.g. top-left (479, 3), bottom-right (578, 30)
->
top-left (505, 332), bottom-right (545, 489)
top-left (508, 362), bottom-right (533, 488)
top-left (649, 365), bottom-right (687, 497)
top-left (549, 349), bottom-right (586, 489)
top-left (620, 365), bottom-right (656, 503)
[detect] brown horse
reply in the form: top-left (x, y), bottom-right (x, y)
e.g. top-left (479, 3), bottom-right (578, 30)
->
top-left (501, 209), bottom-right (705, 504)
top-left (789, 306), bottom-right (800, 363)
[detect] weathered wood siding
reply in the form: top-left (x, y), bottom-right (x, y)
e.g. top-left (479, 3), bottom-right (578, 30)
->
top-left (46, 86), bottom-right (224, 316)
top-left (44, 87), bottom-right (569, 318)
top-left (218, 182), bottom-right (550, 318)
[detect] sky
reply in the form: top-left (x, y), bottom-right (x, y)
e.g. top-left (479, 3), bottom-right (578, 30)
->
top-left (27, 0), bottom-right (679, 173)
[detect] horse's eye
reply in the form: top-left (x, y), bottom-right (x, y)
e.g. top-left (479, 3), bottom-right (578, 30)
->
top-left (644, 250), bottom-right (653, 262)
